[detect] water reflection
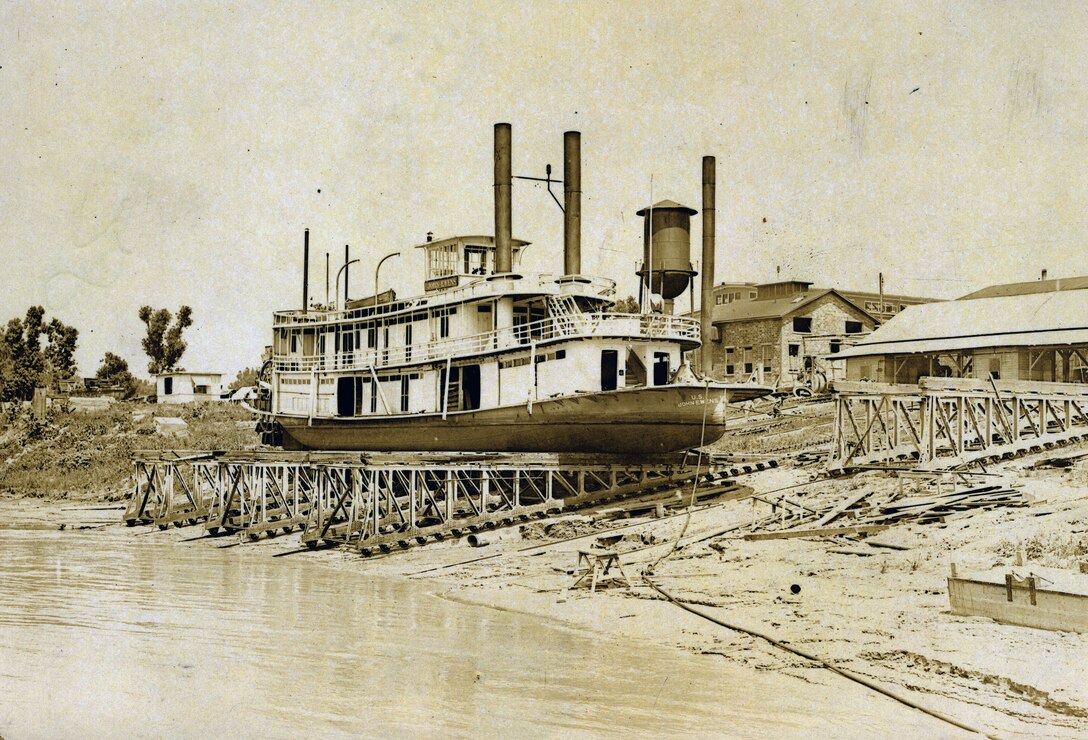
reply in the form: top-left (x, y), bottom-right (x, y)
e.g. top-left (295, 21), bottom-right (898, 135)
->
top-left (0, 528), bottom-right (957, 738)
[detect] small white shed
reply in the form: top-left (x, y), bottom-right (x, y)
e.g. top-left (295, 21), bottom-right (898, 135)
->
top-left (155, 372), bottom-right (224, 404)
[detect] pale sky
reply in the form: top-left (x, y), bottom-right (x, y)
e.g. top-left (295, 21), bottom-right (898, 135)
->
top-left (3, 1), bottom-right (1086, 379)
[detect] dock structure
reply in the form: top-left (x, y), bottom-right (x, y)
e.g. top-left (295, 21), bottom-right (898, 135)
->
top-left (829, 378), bottom-right (1088, 472)
top-left (124, 450), bottom-right (776, 553)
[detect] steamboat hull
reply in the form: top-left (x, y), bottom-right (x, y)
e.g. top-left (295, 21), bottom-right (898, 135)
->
top-left (277, 383), bottom-right (764, 454)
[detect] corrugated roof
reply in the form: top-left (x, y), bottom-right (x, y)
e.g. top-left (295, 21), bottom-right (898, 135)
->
top-left (959, 276), bottom-right (1088, 300)
top-left (712, 289), bottom-right (867, 324)
top-left (836, 289), bottom-right (1088, 358)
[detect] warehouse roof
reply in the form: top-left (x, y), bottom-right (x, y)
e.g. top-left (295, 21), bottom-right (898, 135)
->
top-left (960, 276), bottom-right (1088, 300)
top-left (836, 289), bottom-right (1088, 358)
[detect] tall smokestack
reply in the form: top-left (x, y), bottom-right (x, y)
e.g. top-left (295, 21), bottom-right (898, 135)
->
top-left (700, 156), bottom-right (716, 375)
top-left (563, 131), bottom-right (582, 275)
top-left (302, 228), bottom-right (310, 313)
top-left (494, 123), bottom-right (512, 274)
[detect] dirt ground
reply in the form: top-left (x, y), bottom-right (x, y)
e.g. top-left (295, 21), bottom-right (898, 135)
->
top-left (7, 436), bottom-right (1088, 738)
top-left (349, 450), bottom-right (1088, 739)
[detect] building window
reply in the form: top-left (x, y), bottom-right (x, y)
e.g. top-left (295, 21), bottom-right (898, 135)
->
top-left (400, 376), bottom-right (410, 412)
top-left (845, 321), bottom-right (862, 334)
top-left (792, 317), bottom-right (812, 333)
top-left (743, 362), bottom-right (753, 374)
top-left (405, 324), bottom-right (413, 361)
top-left (725, 364), bottom-right (734, 375)
top-left (830, 341), bottom-right (841, 354)
top-left (163, 377), bottom-right (173, 395)
top-left (367, 326), bottom-right (377, 348)
top-left (788, 344), bottom-right (799, 357)
top-left (194, 384), bottom-right (209, 395)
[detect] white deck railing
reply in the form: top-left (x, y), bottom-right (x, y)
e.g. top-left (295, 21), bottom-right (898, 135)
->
top-left (272, 312), bottom-right (700, 374)
top-left (273, 273), bottom-right (617, 327)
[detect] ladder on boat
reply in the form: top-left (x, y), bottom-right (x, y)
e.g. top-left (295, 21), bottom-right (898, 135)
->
top-left (547, 295), bottom-right (581, 337)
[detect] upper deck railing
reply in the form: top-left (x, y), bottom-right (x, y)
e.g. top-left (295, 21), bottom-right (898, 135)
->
top-left (272, 312), bottom-right (700, 374)
top-left (273, 272), bottom-right (617, 327)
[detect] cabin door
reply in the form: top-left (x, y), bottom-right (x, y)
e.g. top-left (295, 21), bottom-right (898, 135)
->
top-left (461, 365), bottom-right (481, 410)
top-left (652, 352), bottom-right (670, 386)
top-left (601, 350), bottom-right (619, 391)
top-left (336, 377), bottom-right (355, 416)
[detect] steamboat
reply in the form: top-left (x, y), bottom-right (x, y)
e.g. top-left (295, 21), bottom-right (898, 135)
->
top-left (261, 125), bottom-right (771, 453)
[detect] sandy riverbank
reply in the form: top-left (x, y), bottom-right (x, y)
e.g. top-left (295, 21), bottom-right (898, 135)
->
top-left (347, 452), bottom-right (1088, 738)
top-left (8, 442), bottom-right (1088, 738)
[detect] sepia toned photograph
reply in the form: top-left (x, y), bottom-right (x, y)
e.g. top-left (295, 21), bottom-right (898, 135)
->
top-left (2, 2), bottom-right (1086, 737)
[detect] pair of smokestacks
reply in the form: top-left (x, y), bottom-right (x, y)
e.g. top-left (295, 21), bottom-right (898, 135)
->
top-left (494, 123), bottom-right (716, 372)
top-left (492, 123), bottom-right (582, 277)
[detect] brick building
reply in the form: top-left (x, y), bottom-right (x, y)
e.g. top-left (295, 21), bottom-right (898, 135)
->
top-left (711, 281), bottom-right (936, 325)
top-left (709, 280), bottom-right (875, 386)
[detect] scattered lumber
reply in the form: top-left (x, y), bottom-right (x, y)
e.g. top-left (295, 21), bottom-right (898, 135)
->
top-left (813, 489), bottom-right (873, 528)
top-left (743, 524), bottom-right (890, 541)
top-left (864, 539), bottom-right (911, 551)
top-left (855, 484), bottom-right (1027, 526)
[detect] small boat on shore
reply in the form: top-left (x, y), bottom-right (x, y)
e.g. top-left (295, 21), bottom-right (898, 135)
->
top-left (260, 125), bottom-right (771, 453)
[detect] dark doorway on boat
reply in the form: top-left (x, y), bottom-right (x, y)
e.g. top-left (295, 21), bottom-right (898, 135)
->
top-left (442, 365), bottom-right (481, 412)
top-left (461, 364), bottom-right (481, 410)
top-left (653, 352), bottom-right (670, 386)
top-left (601, 350), bottom-right (619, 391)
top-left (626, 349), bottom-right (646, 386)
top-left (336, 377), bottom-right (355, 416)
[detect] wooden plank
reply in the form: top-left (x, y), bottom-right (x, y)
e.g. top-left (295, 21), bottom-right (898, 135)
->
top-left (743, 524), bottom-right (890, 541)
top-left (813, 489), bottom-right (873, 528)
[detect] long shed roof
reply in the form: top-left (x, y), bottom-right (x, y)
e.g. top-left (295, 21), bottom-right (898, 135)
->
top-left (836, 289), bottom-right (1088, 358)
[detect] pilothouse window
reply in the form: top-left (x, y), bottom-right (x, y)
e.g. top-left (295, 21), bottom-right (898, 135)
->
top-left (464, 245), bottom-right (491, 275)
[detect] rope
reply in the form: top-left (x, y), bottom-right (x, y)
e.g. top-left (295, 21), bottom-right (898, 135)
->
top-left (644, 579), bottom-right (994, 739)
top-left (646, 380), bottom-right (721, 572)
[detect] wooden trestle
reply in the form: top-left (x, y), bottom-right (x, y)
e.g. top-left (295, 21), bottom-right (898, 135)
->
top-left (829, 378), bottom-right (1088, 472)
top-left (124, 450), bottom-right (776, 554)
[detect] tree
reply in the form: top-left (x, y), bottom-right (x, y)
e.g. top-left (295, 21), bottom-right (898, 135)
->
top-left (0, 306), bottom-right (80, 401)
top-left (229, 366), bottom-right (259, 390)
top-left (95, 352), bottom-right (138, 398)
top-left (44, 318), bottom-right (79, 385)
top-left (608, 295), bottom-right (641, 313)
top-left (139, 305), bottom-right (193, 374)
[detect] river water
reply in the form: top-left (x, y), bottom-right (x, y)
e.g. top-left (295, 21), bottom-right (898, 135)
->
top-left (0, 527), bottom-right (956, 738)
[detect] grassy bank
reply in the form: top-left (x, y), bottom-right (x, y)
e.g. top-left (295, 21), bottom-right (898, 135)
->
top-left (0, 401), bottom-right (261, 501)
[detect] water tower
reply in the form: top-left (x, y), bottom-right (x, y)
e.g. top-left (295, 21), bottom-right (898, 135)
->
top-left (636, 200), bottom-right (697, 313)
